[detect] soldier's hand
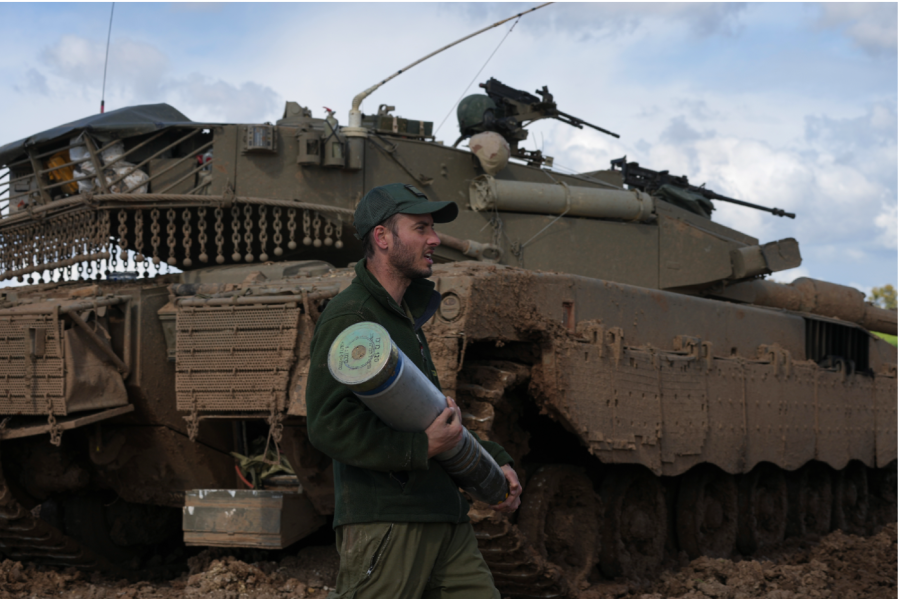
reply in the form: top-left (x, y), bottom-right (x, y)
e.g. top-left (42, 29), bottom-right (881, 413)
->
top-left (426, 396), bottom-right (464, 458)
top-left (490, 464), bottom-right (522, 513)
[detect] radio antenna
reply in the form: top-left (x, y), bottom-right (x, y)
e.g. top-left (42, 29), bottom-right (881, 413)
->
top-left (345, 2), bottom-right (552, 131)
top-left (100, 2), bottom-right (115, 114)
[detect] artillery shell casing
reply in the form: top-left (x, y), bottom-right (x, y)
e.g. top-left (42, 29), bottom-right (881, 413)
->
top-left (328, 322), bottom-right (509, 504)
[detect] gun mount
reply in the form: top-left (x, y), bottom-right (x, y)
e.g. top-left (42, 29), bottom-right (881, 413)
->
top-left (611, 156), bottom-right (796, 219)
top-left (456, 77), bottom-right (619, 166)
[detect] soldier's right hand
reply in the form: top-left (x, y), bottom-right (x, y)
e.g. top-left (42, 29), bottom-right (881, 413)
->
top-left (425, 396), bottom-right (464, 458)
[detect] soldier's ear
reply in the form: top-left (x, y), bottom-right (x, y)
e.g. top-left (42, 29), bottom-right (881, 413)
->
top-left (372, 224), bottom-right (392, 251)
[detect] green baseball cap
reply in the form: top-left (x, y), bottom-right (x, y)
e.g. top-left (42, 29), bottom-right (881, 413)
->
top-left (354, 183), bottom-right (459, 239)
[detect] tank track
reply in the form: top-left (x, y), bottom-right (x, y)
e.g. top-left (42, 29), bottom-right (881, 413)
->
top-left (472, 514), bottom-right (567, 599)
top-left (459, 360), bottom-right (569, 598)
top-left (0, 446), bottom-right (116, 571)
top-left (458, 360), bottom-right (897, 598)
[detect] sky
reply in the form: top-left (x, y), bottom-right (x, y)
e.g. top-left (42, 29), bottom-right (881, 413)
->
top-left (0, 2), bottom-right (896, 294)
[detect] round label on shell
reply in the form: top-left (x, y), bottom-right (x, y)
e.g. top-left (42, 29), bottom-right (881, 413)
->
top-left (328, 322), bottom-right (396, 390)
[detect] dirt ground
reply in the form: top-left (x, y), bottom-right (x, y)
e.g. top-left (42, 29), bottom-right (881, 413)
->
top-left (587, 523), bottom-right (897, 599)
top-left (0, 525), bottom-right (894, 599)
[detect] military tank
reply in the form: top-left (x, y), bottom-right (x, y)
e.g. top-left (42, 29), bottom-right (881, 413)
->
top-left (0, 58), bottom-right (895, 595)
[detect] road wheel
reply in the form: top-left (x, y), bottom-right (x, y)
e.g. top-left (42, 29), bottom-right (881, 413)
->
top-left (676, 464), bottom-right (737, 559)
top-left (600, 466), bottom-right (666, 580)
top-left (737, 463), bottom-right (787, 555)
top-left (868, 461), bottom-right (897, 527)
top-left (64, 496), bottom-right (144, 566)
top-left (63, 494), bottom-right (182, 568)
top-left (518, 465), bottom-right (598, 590)
top-left (832, 461), bottom-right (869, 535)
top-left (786, 462), bottom-right (832, 538)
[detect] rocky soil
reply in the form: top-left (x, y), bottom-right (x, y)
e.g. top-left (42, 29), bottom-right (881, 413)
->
top-left (587, 524), bottom-right (897, 599)
top-left (0, 545), bottom-right (340, 599)
top-left (0, 525), bottom-right (894, 599)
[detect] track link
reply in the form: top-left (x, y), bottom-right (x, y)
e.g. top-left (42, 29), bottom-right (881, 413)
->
top-left (0, 447), bottom-right (117, 571)
top-left (471, 511), bottom-right (567, 599)
top-left (460, 361), bottom-right (569, 598)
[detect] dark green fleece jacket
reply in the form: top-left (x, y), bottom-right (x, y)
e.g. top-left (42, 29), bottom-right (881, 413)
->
top-left (306, 259), bottom-right (513, 528)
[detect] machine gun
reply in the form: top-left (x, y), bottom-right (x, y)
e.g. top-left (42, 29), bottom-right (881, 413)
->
top-left (610, 156), bottom-right (796, 219)
top-left (456, 77), bottom-right (619, 166)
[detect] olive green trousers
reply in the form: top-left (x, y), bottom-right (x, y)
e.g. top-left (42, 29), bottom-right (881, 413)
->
top-left (327, 521), bottom-right (500, 599)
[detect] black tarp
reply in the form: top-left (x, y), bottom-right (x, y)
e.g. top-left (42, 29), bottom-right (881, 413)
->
top-left (0, 103), bottom-right (201, 167)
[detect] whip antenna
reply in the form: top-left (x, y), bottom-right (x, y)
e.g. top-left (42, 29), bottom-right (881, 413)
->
top-left (345, 2), bottom-right (552, 130)
top-left (100, 2), bottom-right (115, 114)
top-left (435, 18), bottom-right (521, 136)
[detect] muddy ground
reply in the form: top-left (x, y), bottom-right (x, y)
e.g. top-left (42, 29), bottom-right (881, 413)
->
top-left (0, 524), bottom-right (894, 599)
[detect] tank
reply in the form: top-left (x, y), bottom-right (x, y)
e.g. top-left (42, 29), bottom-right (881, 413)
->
top-left (0, 73), bottom-right (895, 596)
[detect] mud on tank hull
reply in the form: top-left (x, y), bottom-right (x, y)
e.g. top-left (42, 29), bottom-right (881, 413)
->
top-left (2, 261), bottom-right (894, 595)
top-left (421, 262), bottom-right (898, 594)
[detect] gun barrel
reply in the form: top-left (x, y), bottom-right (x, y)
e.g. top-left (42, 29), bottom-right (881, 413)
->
top-left (705, 192), bottom-right (796, 219)
top-left (556, 110), bottom-right (620, 138)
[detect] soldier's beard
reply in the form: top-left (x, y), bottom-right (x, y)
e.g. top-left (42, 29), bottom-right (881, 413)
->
top-left (389, 235), bottom-right (432, 280)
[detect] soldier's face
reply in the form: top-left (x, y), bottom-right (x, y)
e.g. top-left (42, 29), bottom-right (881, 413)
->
top-left (387, 213), bottom-right (440, 279)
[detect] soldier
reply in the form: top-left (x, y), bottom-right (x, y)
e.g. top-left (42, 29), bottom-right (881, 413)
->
top-left (306, 183), bottom-right (522, 598)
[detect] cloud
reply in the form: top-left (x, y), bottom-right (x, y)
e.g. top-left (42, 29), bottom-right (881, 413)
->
top-left (169, 76), bottom-right (280, 123)
top-left (805, 101), bottom-right (897, 152)
top-left (693, 135), bottom-right (888, 245)
top-left (553, 96), bottom-right (896, 281)
top-left (14, 68), bottom-right (49, 96)
top-left (40, 34), bottom-right (169, 98)
top-left (40, 34), bottom-right (105, 83)
top-left (875, 202), bottom-right (898, 250)
top-left (466, 2), bottom-right (749, 40)
top-left (32, 34), bottom-right (278, 123)
top-left (802, 102), bottom-right (897, 251)
top-left (660, 115), bottom-right (713, 146)
top-left (815, 3), bottom-right (898, 56)
top-left (674, 98), bottom-right (721, 121)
